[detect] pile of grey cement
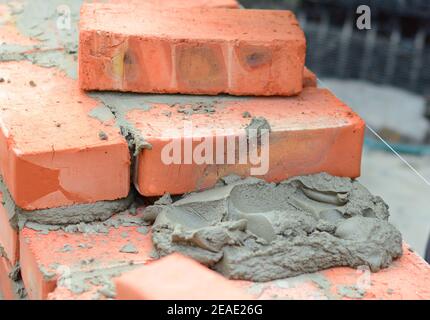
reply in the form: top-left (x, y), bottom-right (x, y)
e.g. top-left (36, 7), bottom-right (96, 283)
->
top-left (144, 173), bottom-right (403, 282)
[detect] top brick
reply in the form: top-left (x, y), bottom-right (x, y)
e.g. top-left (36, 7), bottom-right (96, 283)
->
top-left (111, 0), bottom-right (241, 9)
top-left (79, 3), bottom-right (306, 96)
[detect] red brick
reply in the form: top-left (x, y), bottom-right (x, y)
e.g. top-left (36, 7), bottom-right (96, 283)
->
top-left (111, 0), bottom-right (241, 9)
top-left (19, 230), bottom-right (56, 300)
top-left (115, 253), bottom-right (252, 300)
top-left (130, 87), bottom-right (365, 196)
top-left (20, 224), bottom-right (430, 300)
top-left (19, 210), bottom-right (153, 300)
top-left (48, 243), bottom-right (430, 301)
top-left (79, 3), bottom-right (305, 96)
top-left (0, 61), bottom-right (130, 210)
top-left (47, 285), bottom-right (107, 300)
top-left (0, 192), bottom-right (18, 265)
top-left (0, 256), bottom-right (24, 300)
top-left (237, 244), bottom-right (430, 300)
top-left (0, 256), bottom-right (14, 300)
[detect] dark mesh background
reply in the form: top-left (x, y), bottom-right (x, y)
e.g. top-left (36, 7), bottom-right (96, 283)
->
top-left (240, 0), bottom-right (430, 95)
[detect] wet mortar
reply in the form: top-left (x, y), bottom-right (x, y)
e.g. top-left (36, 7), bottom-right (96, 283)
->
top-left (5, 169), bottom-right (404, 293)
top-left (0, 175), bottom-right (135, 229)
top-left (143, 173), bottom-right (403, 282)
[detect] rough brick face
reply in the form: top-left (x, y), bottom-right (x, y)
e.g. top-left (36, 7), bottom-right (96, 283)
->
top-left (0, 61), bottom-right (130, 210)
top-left (79, 3), bottom-right (306, 96)
top-left (125, 88), bottom-right (365, 196)
top-left (19, 211), bottom-right (153, 300)
top-left (115, 253), bottom-right (252, 300)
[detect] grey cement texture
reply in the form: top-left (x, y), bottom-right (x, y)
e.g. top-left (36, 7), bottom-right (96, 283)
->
top-left (0, 175), bottom-right (134, 228)
top-left (145, 173), bottom-right (403, 282)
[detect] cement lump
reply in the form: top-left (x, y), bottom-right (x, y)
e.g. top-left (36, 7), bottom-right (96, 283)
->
top-left (145, 173), bottom-right (403, 282)
top-left (23, 206), bottom-right (148, 236)
top-left (19, 192), bottom-right (135, 227)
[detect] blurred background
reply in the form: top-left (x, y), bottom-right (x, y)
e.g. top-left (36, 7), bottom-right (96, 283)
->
top-left (242, 0), bottom-right (430, 259)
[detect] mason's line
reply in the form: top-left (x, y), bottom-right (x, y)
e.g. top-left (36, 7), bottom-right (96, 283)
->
top-left (317, 77), bottom-right (430, 187)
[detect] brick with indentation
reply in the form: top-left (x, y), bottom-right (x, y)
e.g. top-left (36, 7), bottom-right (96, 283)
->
top-left (129, 87), bottom-right (365, 196)
top-left (0, 191), bottom-right (18, 265)
top-left (19, 210), bottom-right (153, 300)
top-left (0, 61), bottom-right (130, 210)
top-left (79, 3), bottom-right (305, 96)
top-left (115, 253), bottom-right (252, 300)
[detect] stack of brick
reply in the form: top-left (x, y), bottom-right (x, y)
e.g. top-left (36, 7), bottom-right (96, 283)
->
top-left (78, 2), bottom-right (365, 196)
top-left (0, 0), bottom-right (244, 301)
top-left (0, 0), bottom-right (429, 301)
